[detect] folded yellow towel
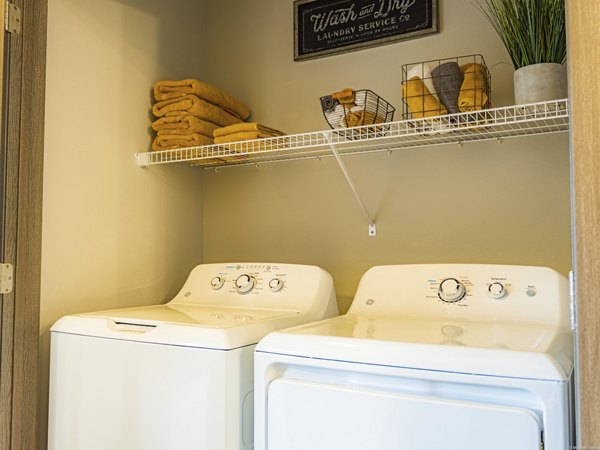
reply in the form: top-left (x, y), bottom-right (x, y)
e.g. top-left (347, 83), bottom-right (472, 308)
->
top-left (152, 133), bottom-right (214, 151)
top-left (156, 92), bottom-right (243, 119)
top-left (154, 79), bottom-right (251, 120)
top-left (214, 131), bottom-right (285, 144)
top-left (402, 77), bottom-right (448, 118)
top-left (213, 122), bottom-right (285, 138)
top-left (152, 95), bottom-right (243, 127)
top-left (331, 88), bottom-right (356, 105)
top-left (152, 115), bottom-right (218, 138)
top-left (458, 63), bottom-right (489, 112)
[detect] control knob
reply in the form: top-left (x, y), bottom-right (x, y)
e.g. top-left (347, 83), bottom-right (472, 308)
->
top-left (268, 278), bottom-right (284, 292)
top-left (488, 282), bottom-right (506, 299)
top-left (438, 278), bottom-right (466, 303)
top-left (210, 276), bottom-right (225, 290)
top-left (235, 274), bottom-right (256, 294)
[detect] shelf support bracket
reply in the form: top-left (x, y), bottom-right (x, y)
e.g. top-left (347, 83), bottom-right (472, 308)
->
top-left (322, 132), bottom-right (376, 237)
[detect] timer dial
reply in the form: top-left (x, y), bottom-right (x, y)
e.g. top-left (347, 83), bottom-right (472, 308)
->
top-left (235, 274), bottom-right (256, 294)
top-left (438, 278), bottom-right (467, 303)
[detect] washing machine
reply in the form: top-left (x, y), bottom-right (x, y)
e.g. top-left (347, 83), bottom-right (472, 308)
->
top-left (48, 262), bottom-right (338, 450)
top-left (255, 264), bottom-right (574, 450)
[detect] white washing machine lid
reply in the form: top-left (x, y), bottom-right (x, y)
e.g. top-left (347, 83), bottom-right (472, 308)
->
top-left (51, 304), bottom-right (302, 350)
top-left (256, 314), bottom-right (574, 381)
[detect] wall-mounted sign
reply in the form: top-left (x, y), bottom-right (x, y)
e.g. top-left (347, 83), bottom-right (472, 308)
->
top-left (294, 0), bottom-right (439, 61)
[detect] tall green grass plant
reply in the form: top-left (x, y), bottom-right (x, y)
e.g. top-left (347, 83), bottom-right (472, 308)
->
top-left (477, 0), bottom-right (566, 69)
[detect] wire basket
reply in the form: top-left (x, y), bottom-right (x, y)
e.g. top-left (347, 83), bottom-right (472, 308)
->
top-left (320, 89), bottom-right (395, 139)
top-left (401, 54), bottom-right (491, 120)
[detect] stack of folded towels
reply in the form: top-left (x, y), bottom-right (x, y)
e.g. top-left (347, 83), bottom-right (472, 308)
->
top-left (402, 61), bottom-right (489, 119)
top-left (151, 79), bottom-right (251, 151)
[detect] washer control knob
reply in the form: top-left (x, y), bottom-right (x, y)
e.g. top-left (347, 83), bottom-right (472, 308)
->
top-left (488, 282), bottom-right (506, 299)
top-left (210, 276), bottom-right (225, 290)
top-left (269, 278), bottom-right (284, 292)
top-left (235, 274), bottom-right (256, 294)
top-left (438, 278), bottom-right (466, 303)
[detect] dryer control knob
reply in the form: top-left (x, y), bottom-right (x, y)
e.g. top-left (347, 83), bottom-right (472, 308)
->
top-left (210, 276), bottom-right (225, 290)
top-left (235, 274), bottom-right (256, 294)
top-left (438, 278), bottom-right (466, 303)
top-left (269, 278), bottom-right (284, 292)
top-left (488, 282), bottom-right (506, 299)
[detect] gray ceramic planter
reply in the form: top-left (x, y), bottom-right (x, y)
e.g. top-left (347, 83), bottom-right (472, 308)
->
top-left (514, 63), bottom-right (567, 104)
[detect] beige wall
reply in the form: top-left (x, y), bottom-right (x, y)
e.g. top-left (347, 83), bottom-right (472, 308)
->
top-left (199, 0), bottom-right (518, 133)
top-left (39, 0), bottom-right (210, 448)
top-left (200, 0), bottom-right (571, 311)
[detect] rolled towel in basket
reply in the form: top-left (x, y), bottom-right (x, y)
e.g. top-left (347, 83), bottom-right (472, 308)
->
top-left (324, 104), bottom-right (346, 129)
top-left (154, 79), bottom-right (250, 120)
top-left (432, 62), bottom-right (464, 114)
top-left (152, 94), bottom-right (243, 127)
top-left (458, 63), bottom-right (489, 112)
top-left (402, 77), bottom-right (448, 118)
top-left (354, 90), bottom-right (367, 107)
top-left (152, 133), bottom-right (214, 151)
top-left (331, 88), bottom-right (356, 105)
top-left (344, 109), bottom-right (386, 127)
top-left (152, 115), bottom-right (218, 138)
top-left (407, 64), bottom-right (439, 101)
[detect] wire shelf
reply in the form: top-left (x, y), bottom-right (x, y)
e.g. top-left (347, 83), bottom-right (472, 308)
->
top-left (135, 99), bottom-right (570, 169)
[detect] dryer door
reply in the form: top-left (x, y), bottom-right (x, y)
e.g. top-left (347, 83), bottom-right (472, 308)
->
top-left (267, 379), bottom-right (542, 450)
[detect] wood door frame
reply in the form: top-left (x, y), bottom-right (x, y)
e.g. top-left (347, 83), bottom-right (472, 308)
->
top-left (568, 1), bottom-right (600, 447)
top-left (0, 0), bottom-right (47, 449)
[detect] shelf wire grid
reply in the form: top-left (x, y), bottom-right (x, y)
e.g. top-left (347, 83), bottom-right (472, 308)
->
top-left (135, 99), bottom-right (569, 169)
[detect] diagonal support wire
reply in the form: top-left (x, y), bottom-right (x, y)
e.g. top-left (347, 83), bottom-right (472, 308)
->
top-left (323, 132), bottom-right (376, 236)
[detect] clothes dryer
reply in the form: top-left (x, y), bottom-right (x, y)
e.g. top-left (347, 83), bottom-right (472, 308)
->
top-left (255, 264), bottom-right (573, 450)
top-left (48, 262), bottom-right (338, 450)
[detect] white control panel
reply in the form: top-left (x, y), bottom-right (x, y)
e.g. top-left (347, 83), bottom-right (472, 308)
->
top-left (168, 263), bottom-right (338, 317)
top-left (348, 264), bottom-right (570, 328)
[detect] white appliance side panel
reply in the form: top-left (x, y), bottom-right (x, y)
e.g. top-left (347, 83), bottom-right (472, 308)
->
top-left (267, 379), bottom-right (542, 450)
top-left (48, 332), bottom-right (253, 450)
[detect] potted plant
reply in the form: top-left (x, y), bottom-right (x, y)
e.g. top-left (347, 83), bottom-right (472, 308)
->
top-left (477, 0), bottom-right (567, 105)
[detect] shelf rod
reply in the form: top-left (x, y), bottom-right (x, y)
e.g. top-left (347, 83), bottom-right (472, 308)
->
top-left (323, 132), bottom-right (376, 237)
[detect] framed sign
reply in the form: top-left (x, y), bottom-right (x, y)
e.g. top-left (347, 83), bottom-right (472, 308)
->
top-left (294, 0), bottom-right (439, 61)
